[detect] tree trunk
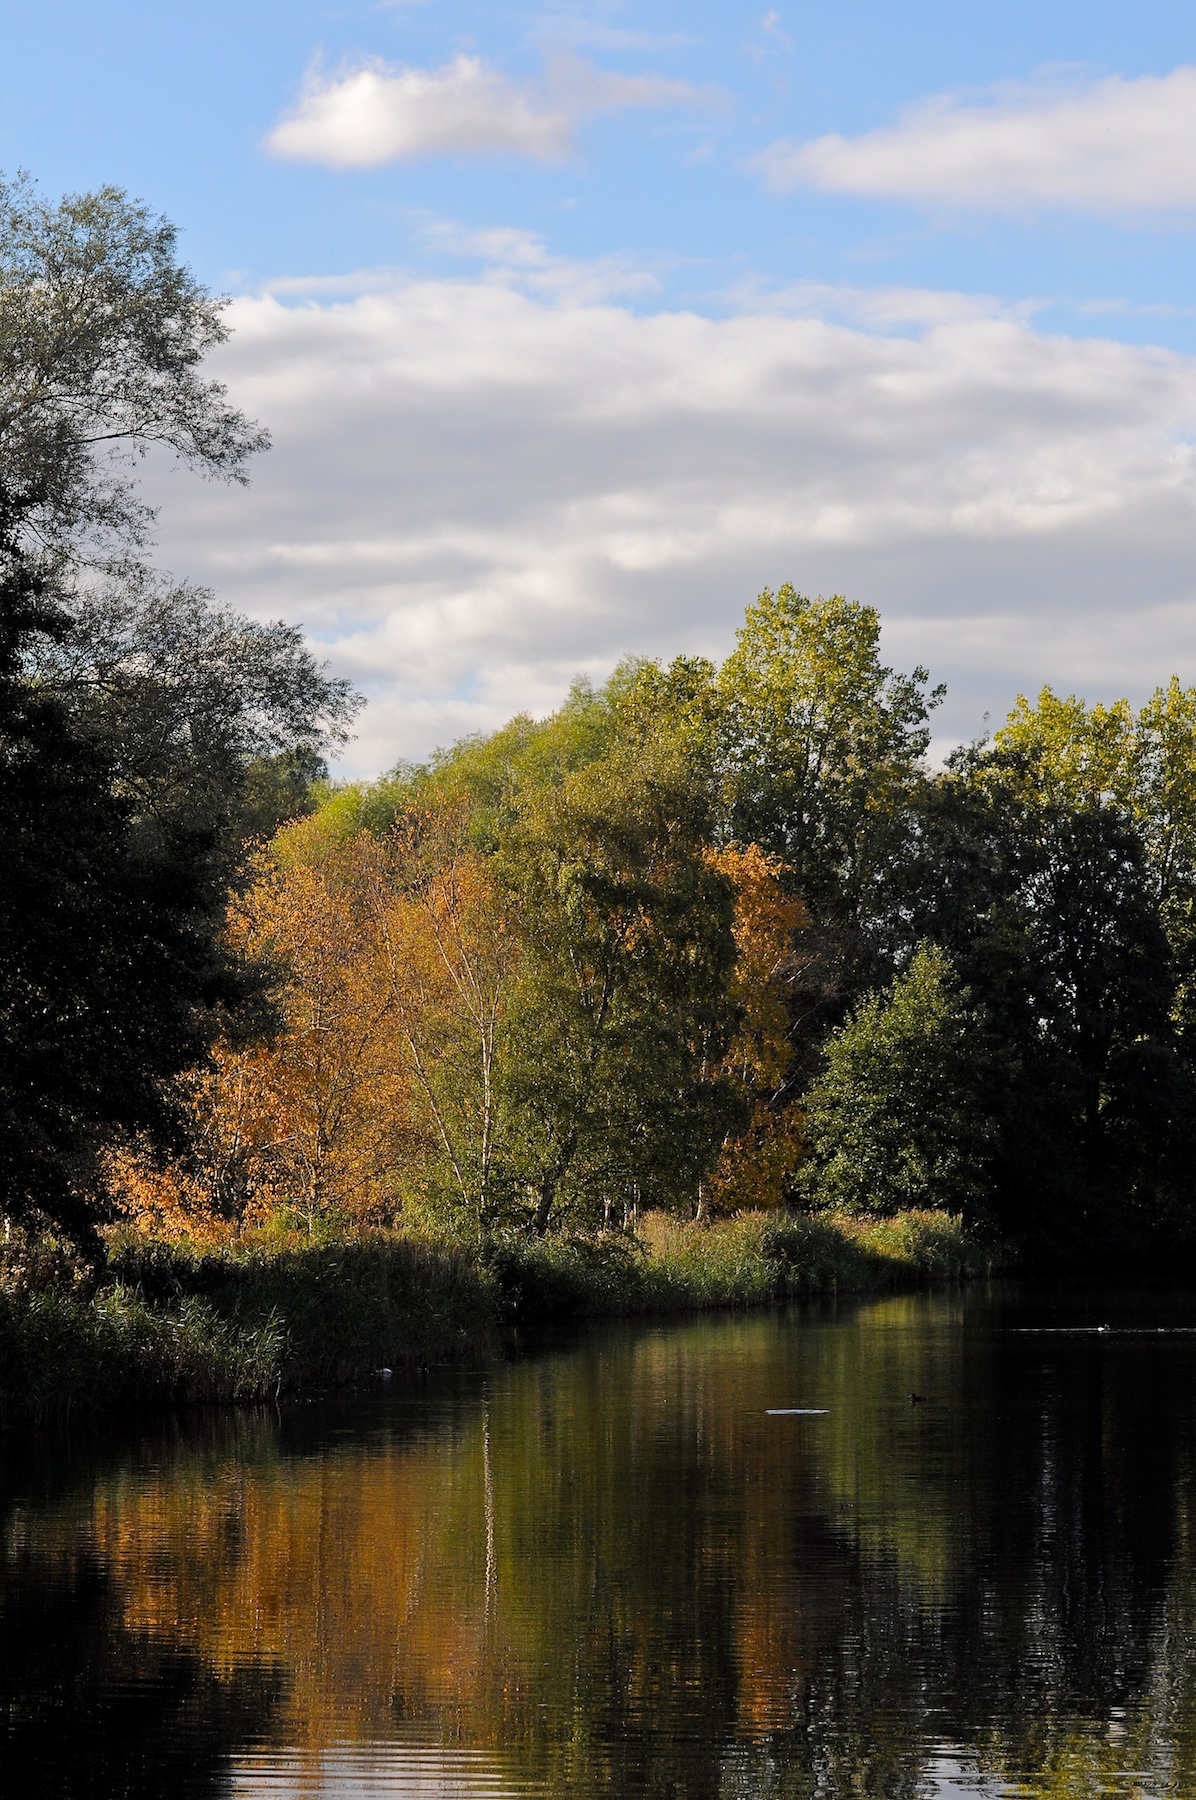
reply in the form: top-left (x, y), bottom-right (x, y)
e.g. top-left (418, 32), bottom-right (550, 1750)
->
top-left (531, 1178), bottom-right (555, 1236)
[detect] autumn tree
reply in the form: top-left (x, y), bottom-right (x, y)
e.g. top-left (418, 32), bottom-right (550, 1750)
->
top-left (347, 812), bottom-right (523, 1234)
top-left (701, 845), bottom-right (808, 1216)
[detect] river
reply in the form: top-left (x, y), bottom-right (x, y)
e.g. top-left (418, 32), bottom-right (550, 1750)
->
top-left (6, 1282), bottom-right (1196, 1797)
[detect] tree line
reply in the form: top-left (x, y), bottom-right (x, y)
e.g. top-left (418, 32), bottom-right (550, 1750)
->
top-left (115, 592), bottom-right (1196, 1264)
top-left (4, 176), bottom-right (1196, 1265)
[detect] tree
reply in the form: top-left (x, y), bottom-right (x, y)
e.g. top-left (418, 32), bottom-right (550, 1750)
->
top-left (701, 844), bottom-right (808, 1216)
top-left (27, 571), bottom-right (357, 875)
top-left (0, 177), bottom-right (357, 1244)
top-left (0, 175), bottom-right (357, 865)
top-left (996, 680), bottom-right (1196, 1053)
top-left (348, 811), bottom-right (523, 1234)
top-left (0, 174), bottom-right (265, 566)
top-left (114, 833), bottom-right (427, 1240)
top-left (0, 536), bottom-right (259, 1246)
top-left (498, 742), bottom-right (740, 1233)
top-left (714, 587), bottom-right (940, 916)
top-left (799, 944), bottom-right (997, 1222)
top-left (887, 746), bottom-right (1196, 1254)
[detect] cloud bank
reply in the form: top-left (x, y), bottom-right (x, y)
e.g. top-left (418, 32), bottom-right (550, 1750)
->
top-left (267, 52), bottom-right (707, 167)
top-left (757, 65), bottom-right (1196, 213)
top-left (147, 260), bottom-right (1196, 775)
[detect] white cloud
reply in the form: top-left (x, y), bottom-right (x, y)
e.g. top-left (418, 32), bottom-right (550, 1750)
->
top-left (146, 250), bottom-right (1196, 776)
top-left (756, 65), bottom-right (1196, 213)
top-left (267, 55), bottom-right (568, 166)
top-left (266, 51), bottom-right (709, 168)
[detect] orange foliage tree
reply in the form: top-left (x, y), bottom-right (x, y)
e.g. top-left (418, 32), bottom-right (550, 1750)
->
top-left (113, 803), bottom-right (522, 1239)
top-left (702, 845), bottom-right (808, 1215)
top-left (345, 812), bottom-right (522, 1231)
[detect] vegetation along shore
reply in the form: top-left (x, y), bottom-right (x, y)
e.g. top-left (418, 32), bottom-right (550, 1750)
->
top-left (0, 1212), bottom-right (990, 1419)
top-left (5, 179), bottom-right (1196, 1414)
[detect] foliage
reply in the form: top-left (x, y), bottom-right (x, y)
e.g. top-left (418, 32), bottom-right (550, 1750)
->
top-left (496, 740), bottom-right (740, 1231)
top-left (889, 743), bottom-right (1196, 1253)
top-left (0, 173), bottom-right (265, 564)
top-left (701, 844), bottom-right (808, 1214)
top-left (102, 573), bottom-right (1196, 1266)
top-left (715, 586), bottom-right (942, 901)
top-left (0, 1212), bottom-right (987, 1416)
top-left (0, 178), bottom-right (359, 1247)
top-left (800, 944), bottom-right (998, 1221)
top-left (27, 573), bottom-right (358, 864)
top-left (0, 535), bottom-right (265, 1248)
top-left (0, 1287), bottom-right (285, 1415)
top-left (107, 1232), bottom-right (499, 1386)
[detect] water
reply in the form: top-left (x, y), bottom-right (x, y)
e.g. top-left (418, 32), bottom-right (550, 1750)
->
top-left (6, 1283), bottom-right (1196, 1797)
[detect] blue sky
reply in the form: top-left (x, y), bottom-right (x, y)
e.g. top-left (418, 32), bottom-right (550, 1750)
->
top-left (7, 2), bottom-right (1196, 769)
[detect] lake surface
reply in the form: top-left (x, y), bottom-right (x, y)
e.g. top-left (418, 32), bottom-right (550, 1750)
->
top-left (7, 1283), bottom-right (1196, 1797)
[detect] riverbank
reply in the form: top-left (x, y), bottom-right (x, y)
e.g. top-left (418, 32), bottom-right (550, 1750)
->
top-left (0, 1210), bottom-right (995, 1418)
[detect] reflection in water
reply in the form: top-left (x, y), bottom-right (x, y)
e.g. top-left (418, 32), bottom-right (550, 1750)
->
top-left (229, 1742), bottom-right (544, 1797)
top-left (5, 1286), bottom-right (1196, 1796)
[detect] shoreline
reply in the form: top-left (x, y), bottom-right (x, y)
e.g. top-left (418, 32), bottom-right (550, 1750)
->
top-left (0, 1211), bottom-right (994, 1421)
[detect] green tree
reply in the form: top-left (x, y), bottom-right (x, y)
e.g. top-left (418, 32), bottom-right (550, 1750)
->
top-left (888, 750), bottom-right (1196, 1254)
top-left (0, 173), bottom-right (265, 564)
top-left (0, 534), bottom-right (256, 1246)
top-left (0, 178), bottom-right (356, 1243)
top-left (996, 679), bottom-right (1196, 1056)
top-left (715, 586), bottom-right (940, 913)
top-left (28, 572), bottom-right (357, 876)
top-left (498, 742), bottom-right (741, 1233)
top-left (799, 943), bottom-right (997, 1221)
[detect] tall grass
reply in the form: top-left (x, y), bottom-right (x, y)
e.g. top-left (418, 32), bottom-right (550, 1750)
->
top-left (484, 1208), bottom-right (994, 1324)
top-left (0, 1289), bottom-right (285, 1416)
top-left (109, 1235), bottom-right (499, 1385)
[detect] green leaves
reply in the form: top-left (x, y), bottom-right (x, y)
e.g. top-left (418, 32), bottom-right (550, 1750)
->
top-left (716, 586), bottom-right (941, 900)
top-left (495, 740), bottom-right (740, 1231)
top-left (800, 944), bottom-right (998, 1222)
top-left (0, 175), bottom-right (267, 564)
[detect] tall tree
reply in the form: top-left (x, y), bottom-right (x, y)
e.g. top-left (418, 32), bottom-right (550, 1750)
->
top-left (499, 742), bottom-right (740, 1233)
top-left (0, 178), bottom-right (357, 1243)
top-left (0, 535), bottom-right (257, 1245)
top-left (887, 747), bottom-right (1196, 1254)
top-left (714, 586), bottom-right (940, 908)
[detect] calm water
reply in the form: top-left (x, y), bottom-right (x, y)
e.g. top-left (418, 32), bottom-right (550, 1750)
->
top-left (7, 1284), bottom-right (1196, 1797)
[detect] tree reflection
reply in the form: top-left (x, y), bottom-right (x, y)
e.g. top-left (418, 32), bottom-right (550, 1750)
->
top-left (6, 1292), bottom-right (1196, 1798)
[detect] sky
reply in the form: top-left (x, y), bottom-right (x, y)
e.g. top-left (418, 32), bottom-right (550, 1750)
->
top-left (6, 2), bottom-right (1196, 772)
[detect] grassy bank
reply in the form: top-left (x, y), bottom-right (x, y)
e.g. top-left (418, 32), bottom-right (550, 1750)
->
top-left (0, 1210), bottom-right (995, 1418)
